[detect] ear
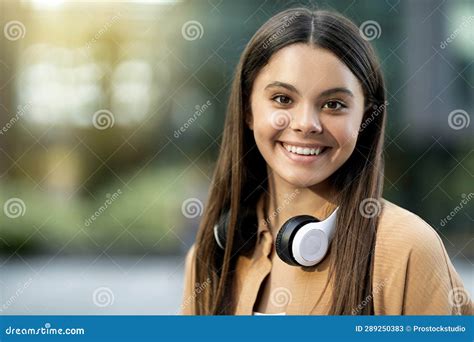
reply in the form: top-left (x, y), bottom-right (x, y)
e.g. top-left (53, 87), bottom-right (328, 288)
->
top-left (245, 113), bottom-right (253, 131)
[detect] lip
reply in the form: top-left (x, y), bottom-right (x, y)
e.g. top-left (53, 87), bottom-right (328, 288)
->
top-left (278, 141), bottom-right (330, 164)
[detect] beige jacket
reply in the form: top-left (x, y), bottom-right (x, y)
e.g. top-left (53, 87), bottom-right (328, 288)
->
top-left (181, 199), bottom-right (472, 315)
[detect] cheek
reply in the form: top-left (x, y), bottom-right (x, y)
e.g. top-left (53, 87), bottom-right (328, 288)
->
top-left (327, 118), bottom-right (361, 160)
top-left (252, 104), bottom-right (281, 145)
top-left (253, 117), bottom-right (279, 157)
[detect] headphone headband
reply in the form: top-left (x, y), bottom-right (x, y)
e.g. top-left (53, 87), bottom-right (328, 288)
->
top-left (214, 205), bottom-right (339, 267)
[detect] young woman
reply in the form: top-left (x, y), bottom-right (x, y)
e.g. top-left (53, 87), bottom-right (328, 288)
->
top-left (181, 8), bottom-right (472, 315)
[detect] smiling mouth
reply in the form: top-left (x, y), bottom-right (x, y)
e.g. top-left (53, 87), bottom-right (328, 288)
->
top-left (280, 142), bottom-right (330, 156)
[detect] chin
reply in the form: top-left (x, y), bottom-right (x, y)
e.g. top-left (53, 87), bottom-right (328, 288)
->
top-left (278, 171), bottom-right (327, 189)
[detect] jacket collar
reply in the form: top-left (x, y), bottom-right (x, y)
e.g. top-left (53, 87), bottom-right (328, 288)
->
top-left (235, 193), bottom-right (335, 315)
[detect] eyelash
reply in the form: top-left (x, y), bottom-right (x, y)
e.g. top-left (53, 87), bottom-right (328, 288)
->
top-left (271, 95), bottom-right (347, 111)
top-left (323, 100), bottom-right (347, 111)
top-left (272, 94), bottom-right (293, 105)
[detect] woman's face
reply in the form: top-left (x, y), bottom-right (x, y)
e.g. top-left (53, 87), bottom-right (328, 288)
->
top-left (248, 43), bottom-right (366, 188)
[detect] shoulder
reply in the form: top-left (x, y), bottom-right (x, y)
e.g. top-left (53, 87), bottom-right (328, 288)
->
top-left (373, 199), bottom-right (472, 315)
top-left (375, 198), bottom-right (445, 259)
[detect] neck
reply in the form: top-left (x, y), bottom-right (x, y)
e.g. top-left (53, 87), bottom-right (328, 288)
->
top-left (262, 169), bottom-right (338, 236)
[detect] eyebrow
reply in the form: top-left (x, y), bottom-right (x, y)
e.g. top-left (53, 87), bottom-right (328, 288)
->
top-left (264, 81), bottom-right (354, 98)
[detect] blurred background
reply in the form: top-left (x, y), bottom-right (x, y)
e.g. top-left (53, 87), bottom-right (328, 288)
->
top-left (0, 0), bottom-right (472, 314)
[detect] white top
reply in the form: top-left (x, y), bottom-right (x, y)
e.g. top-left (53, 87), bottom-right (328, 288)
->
top-left (253, 311), bottom-right (286, 315)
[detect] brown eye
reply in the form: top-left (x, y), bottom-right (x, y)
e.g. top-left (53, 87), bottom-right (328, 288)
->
top-left (273, 95), bottom-right (292, 105)
top-left (323, 100), bottom-right (345, 110)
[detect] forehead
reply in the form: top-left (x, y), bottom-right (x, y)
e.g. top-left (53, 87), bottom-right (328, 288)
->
top-left (254, 43), bottom-right (363, 97)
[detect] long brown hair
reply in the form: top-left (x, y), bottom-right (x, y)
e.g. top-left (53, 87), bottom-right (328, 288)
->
top-left (193, 8), bottom-right (386, 315)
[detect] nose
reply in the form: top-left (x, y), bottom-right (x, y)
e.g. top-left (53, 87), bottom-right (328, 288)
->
top-left (289, 104), bottom-right (323, 135)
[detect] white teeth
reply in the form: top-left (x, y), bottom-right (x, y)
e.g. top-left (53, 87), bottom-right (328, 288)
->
top-left (282, 143), bottom-right (326, 156)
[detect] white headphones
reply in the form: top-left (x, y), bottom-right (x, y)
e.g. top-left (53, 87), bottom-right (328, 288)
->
top-left (214, 207), bottom-right (338, 267)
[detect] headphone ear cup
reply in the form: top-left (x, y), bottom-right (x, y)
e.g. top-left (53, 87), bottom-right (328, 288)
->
top-left (214, 208), bottom-right (258, 254)
top-left (276, 227), bottom-right (297, 266)
top-left (276, 215), bottom-right (318, 266)
top-left (214, 211), bottom-right (230, 250)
